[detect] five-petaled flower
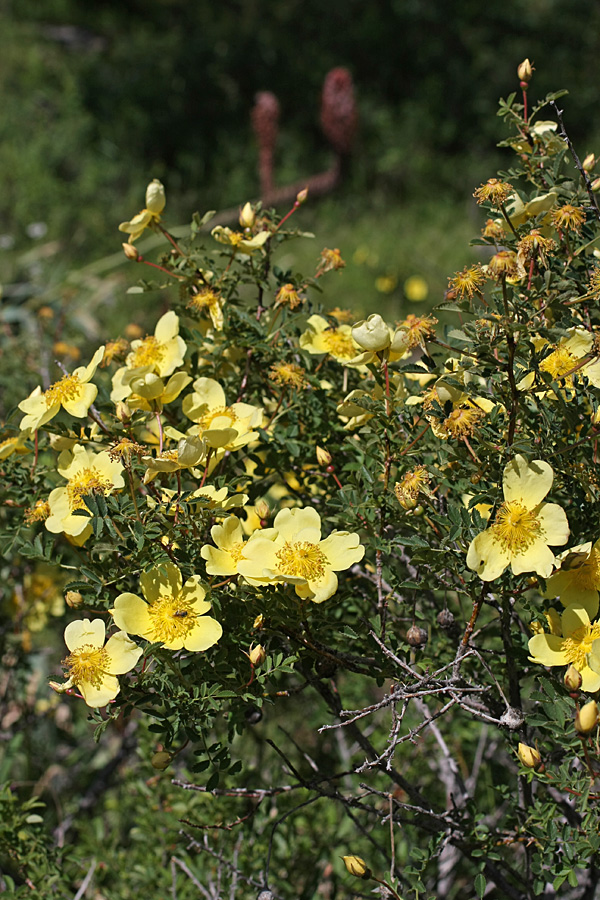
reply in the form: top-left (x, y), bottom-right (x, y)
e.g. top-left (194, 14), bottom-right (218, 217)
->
top-left (467, 456), bottom-right (569, 581)
top-left (19, 347), bottom-right (105, 432)
top-left (58, 618), bottom-right (142, 708)
top-left (528, 601), bottom-right (600, 692)
top-left (118, 179), bottom-right (166, 243)
top-left (237, 506), bottom-right (365, 603)
top-left (111, 562), bottom-right (222, 652)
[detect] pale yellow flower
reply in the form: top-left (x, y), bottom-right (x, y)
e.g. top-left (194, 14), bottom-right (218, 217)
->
top-left (111, 562), bottom-right (222, 652)
top-left (182, 377), bottom-right (262, 452)
top-left (19, 347), bottom-right (105, 432)
top-left (467, 456), bottom-right (569, 581)
top-left (58, 618), bottom-right (142, 707)
top-left (544, 540), bottom-right (600, 612)
top-left (111, 311), bottom-right (186, 402)
top-left (237, 506), bottom-right (364, 603)
top-left (300, 314), bottom-right (360, 363)
top-left (118, 179), bottom-right (166, 243)
top-left (211, 225), bottom-right (270, 254)
top-left (528, 601), bottom-right (600, 692)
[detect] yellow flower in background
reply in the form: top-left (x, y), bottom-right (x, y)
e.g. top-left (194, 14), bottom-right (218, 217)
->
top-left (404, 275), bottom-right (428, 302)
top-left (111, 562), bottom-right (222, 652)
top-left (45, 445), bottom-right (125, 546)
top-left (19, 347), bottom-right (105, 432)
top-left (528, 602), bottom-right (600, 692)
top-left (187, 286), bottom-right (225, 331)
top-left (0, 432), bottom-right (30, 460)
top-left (237, 506), bottom-right (365, 603)
top-left (201, 515), bottom-right (256, 577)
top-left (467, 456), bottom-right (569, 581)
top-left (118, 179), bottom-right (166, 243)
top-left (59, 618), bottom-right (142, 707)
top-left (123, 370), bottom-right (192, 413)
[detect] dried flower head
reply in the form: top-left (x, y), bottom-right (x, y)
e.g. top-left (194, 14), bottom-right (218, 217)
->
top-left (275, 283), bottom-right (304, 309)
top-left (482, 218), bottom-right (505, 241)
top-left (397, 314), bottom-right (438, 350)
top-left (108, 438), bottom-right (145, 462)
top-left (187, 287), bottom-right (224, 331)
top-left (269, 362), bottom-right (308, 390)
top-left (394, 465), bottom-right (430, 509)
top-left (448, 265), bottom-right (487, 300)
top-left (316, 247), bottom-right (346, 277)
top-left (24, 500), bottom-right (51, 524)
top-left (102, 338), bottom-right (129, 367)
top-left (473, 178), bottom-right (514, 208)
top-left (551, 204), bottom-right (586, 235)
top-left (517, 229), bottom-right (557, 268)
top-left (488, 250), bottom-right (520, 280)
top-left (436, 403), bottom-right (485, 439)
top-left (589, 266), bottom-right (600, 299)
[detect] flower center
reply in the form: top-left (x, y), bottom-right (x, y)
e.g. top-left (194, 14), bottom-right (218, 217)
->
top-left (493, 500), bottom-right (542, 553)
top-left (197, 406), bottom-right (237, 431)
top-left (322, 330), bottom-right (357, 360)
top-left (275, 541), bottom-right (327, 581)
top-left (562, 623), bottom-right (600, 670)
top-left (44, 373), bottom-right (82, 408)
top-left (540, 346), bottom-right (577, 380)
top-left (440, 405), bottom-right (484, 438)
top-left (147, 596), bottom-right (196, 644)
top-left (562, 548), bottom-right (600, 591)
top-left (63, 644), bottom-right (110, 689)
top-left (130, 336), bottom-right (166, 369)
top-left (228, 542), bottom-right (247, 564)
top-left (67, 467), bottom-right (113, 510)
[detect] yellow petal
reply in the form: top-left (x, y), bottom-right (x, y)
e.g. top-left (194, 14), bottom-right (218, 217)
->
top-left (503, 456), bottom-right (552, 507)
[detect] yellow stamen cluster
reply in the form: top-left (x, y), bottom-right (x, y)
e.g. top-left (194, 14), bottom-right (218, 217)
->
top-left (44, 373), bottom-right (82, 409)
top-left (276, 541), bottom-right (327, 580)
top-left (102, 338), bottom-right (129, 367)
top-left (147, 597), bottom-right (197, 644)
top-left (187, 287), bottom-right (222, 314)
top-left (398, 314), bottom-right (438, 349)
top-left (439, 404), bottom-right (484, 439)
top-left (589, 266), bottom-right (600, 298)
top-left (24, 500), bottom-right (51, 524)
top-left (539, 345), bottom-right (578, 381)
top-left (63, 644), bottom-right (110, 690)
top-left (551, 204), bottom-right (586, 234)
top-left (562, 623), bottom-right (600, 670)
top-left (130, 336), bottom-right (166, 368)
top-left (473, 178), bottom-right (514, 207)
top-left (493, 501), bottom-right (541, 554)
top-left (108, 438), bottom-right (145, 462)
top-left (66, 468), bottom-right (113, 510)
top-left (275, 283), bottom-right (304, 309)
top-left (560, 547), bottom-right (600, 591)
top-left (488, 250), bottom-right (520, 279)
top-left (482, 218), bottom-right (505, 241)
top-left (321, 329), bottom-right (357, 360)
top-left (269, 362), bottom-right (308, 389)
top-left (394, 465), bottom-right (430, 509)
top-left (447, 265), bottom-right (487, 300)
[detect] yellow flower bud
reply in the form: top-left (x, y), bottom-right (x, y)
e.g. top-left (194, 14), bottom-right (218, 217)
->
top-left (48, 680), bottom-right (69, 694)
top-left (151, 750), bottom-right (173, 770)
top-left (592, 177), bottom-right (600, 193)
top-left (248, 644), bottom-right (267, 667)
top-left (517, 742), bottom-right (542, 770)
top-left (342, 856), bottom-right (371, 879)
top-left (583, 153), bottom-right (596, 172)
top-left (564, 665), bottom-right (583, 692)
top-left (145, 179), bottom-right (166, 215)
top-left (239, 201), bottom-right (256, 229)
top-left (115, 401), bottom-right (132, 423)
top-left (254, 499), bottom-right (270, 521)
top-left (517, 58), bottom-right (534, 83)
top-left (122, 242), bottom-right (139, 261)
top-left (575, 699), bottom-right (599, 736)
top-left (253, 614), bottom-right (265, 630)
top-left (316, 446), bottom-right (333, 466)
top-left (65, 591), bottom-right (84, 609)
top-left (351, 314), bottom-right (391, 351)
top-left (296, 187), bottom-right (308, 204)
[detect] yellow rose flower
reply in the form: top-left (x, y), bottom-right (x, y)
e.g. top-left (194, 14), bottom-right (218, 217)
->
top-left (467, 456), bottom-right (569, 581)
top-left (544, 540), bottom-right (600, 612)
top-left (528, 602), bottom-right (600, 692)
top-left (59, 618), bottom-right (142, 707)
top-left (111, 311), bottom-right (187, 402)
top-left (182, 377), bottom-right (262, 452)
top-left (111, 562), bottom-right (222, 652)
top-left (118, 178), bottom-right (166, 243)
top-left (19, 347), bottom-right (105, 432)
top-left (299, 314), bottom-right (361, 363)
top-left (237, 506), bottom-right (365, 603)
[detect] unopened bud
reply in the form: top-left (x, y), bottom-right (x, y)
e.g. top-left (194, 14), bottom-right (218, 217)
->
top-left (583, 153), bottom-right (596, 173)
top-left (352, 314), bottom-right (391, 352)
top-left (564, 665), bottom-right (583, 692)
top-left (255, 499), bottom-right (270, 521)
top-left (575, 699), bottom-right (599, 736)
top-left (296, 187), bottom-right (308, 205)
top-left (115, 401), bottom-right (131, 423)
top-left (342, 856), bottom-right (371, 879)
top-left (122, 242), bottom-right (139, 261)
top-left (151, 750), bottom-right (173, 770)
top-left (517, 58), bottom-right (534, 84)
top-left (592, 177), bottom-right (600, 193)
top-left (253, 614), bottom-right (265, 630)
top-left (65, 591), bottom-right (84, 609)
top-left (239, 202), bottom-right (256, 229)
top-left (49, 680), bottom-right (69, 694)
top-left (406, 624), bottom-right (428, 648)
top-left (517, 742), bottom-right (542, 771)
top-left (316, 446), bottom-right (333, 466)
top-left (248, 644), bottom-right (267, 667)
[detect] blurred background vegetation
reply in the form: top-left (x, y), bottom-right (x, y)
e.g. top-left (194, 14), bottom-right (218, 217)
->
top-left (3, 1), bottom-right (600, 895)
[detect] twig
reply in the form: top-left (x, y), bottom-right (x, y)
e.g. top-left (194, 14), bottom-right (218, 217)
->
top-left (73, 859), bottom-right (97, 900)
top-left (551, 101), bottom-right (600, 224)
